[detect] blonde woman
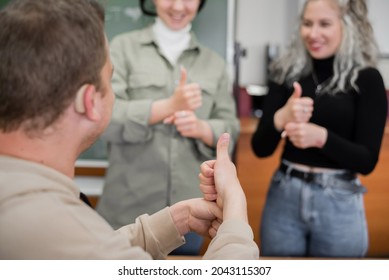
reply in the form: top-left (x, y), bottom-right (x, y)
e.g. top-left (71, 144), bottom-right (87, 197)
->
top-left (252, 0), bottom-right (387, 257)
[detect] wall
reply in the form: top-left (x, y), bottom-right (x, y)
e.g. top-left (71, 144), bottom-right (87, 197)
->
top-left (369, 0), bottom-right (389, 55)
top-left (236, 0), bottom-right (299, 86)
top-left (370, 0), bottom-right (389, 88)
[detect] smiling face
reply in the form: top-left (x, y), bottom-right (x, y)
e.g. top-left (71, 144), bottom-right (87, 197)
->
top-left (153, 0), bottom-right (200, 30)
top-left (300, 0), bottom-right (343, 59)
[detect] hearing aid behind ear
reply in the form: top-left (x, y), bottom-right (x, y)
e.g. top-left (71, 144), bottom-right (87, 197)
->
top-left (74, 85), bottom-right (88, 114)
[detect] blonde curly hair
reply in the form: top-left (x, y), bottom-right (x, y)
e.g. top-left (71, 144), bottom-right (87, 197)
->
top-left (270, 0), bottom-right (378, 94)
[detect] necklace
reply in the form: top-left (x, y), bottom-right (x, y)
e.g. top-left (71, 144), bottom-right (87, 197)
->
top-left (312, 71), bottom-right (331, 94)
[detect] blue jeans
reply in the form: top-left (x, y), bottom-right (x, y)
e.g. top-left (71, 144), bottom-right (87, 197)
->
top-left (260, 167), bottom-right (368, 257)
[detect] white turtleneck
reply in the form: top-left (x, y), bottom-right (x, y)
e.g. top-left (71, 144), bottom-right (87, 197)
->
top-left (152, 17), bottom-right (191, 65)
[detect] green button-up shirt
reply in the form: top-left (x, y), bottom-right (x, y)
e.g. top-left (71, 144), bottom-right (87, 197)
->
top-left (97, 25), bottom-right (240, 228)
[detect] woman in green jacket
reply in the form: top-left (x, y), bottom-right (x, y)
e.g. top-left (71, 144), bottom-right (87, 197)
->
top-left (96, 0), bottom-right (240, 255)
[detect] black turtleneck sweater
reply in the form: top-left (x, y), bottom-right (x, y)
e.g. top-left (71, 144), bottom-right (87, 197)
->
top-left (251, 57), bottom-right (388, 175)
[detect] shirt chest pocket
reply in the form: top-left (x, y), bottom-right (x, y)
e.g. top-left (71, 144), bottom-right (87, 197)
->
top-left (191, 81), bottom-right (218, 117)
top-left (200, 81), bottom-right (218, 97)
top-left (128, 74), bottom-right (167, 100)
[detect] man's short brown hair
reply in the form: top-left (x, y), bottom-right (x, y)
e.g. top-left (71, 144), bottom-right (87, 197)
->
top-left (0, 0), bottom-right (106, 133)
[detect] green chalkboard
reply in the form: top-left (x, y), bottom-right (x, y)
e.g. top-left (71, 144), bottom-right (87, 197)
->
top-left (0, 0), bottom-right (9, 8)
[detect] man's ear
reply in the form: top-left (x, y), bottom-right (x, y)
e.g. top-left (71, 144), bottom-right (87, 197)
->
top-left (74, 84), bottom-right (99, 121)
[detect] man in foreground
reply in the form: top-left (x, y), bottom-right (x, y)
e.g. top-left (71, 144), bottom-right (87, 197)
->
top-left (0, 0), bottom-right (258, 259)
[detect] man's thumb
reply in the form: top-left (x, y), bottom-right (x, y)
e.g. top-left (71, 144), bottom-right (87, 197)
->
top-left (216, 133), bottom-right (231, 161)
